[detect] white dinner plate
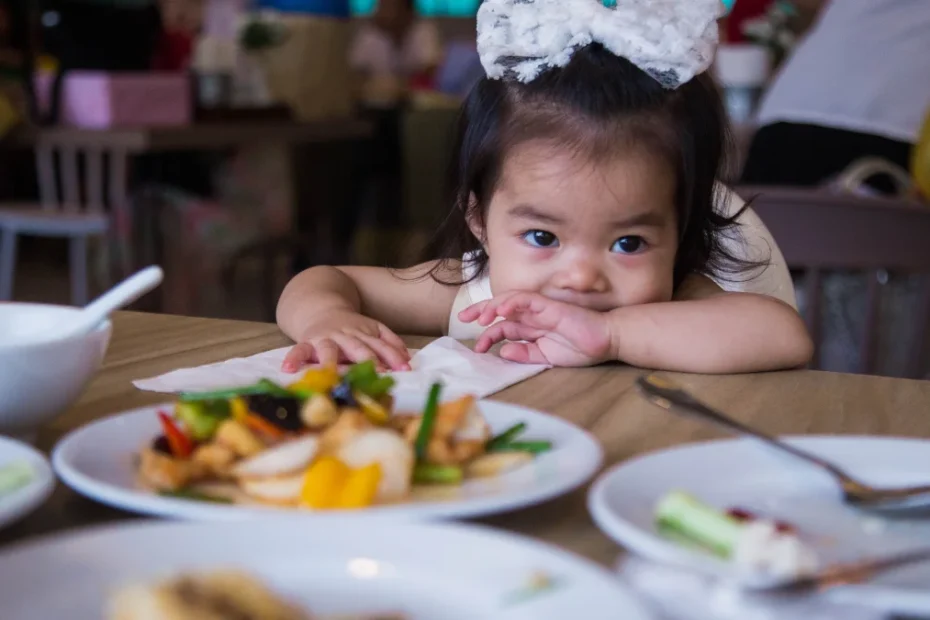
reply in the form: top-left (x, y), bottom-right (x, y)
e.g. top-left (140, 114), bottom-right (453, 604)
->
top-left (52, 398), bottom-right (602, 521)
top-left (588, 436), bottom-right (930, 613)
top-left (0, 518), bottom-right (653, 620)
top-left (0, 435), bottom-right (55, 531)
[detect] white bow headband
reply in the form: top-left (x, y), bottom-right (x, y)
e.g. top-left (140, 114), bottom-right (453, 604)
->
top-left (476, 0), bottom-right (723, 89)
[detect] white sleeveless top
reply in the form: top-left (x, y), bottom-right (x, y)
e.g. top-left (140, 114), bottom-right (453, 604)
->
top-left (447, 186), bottom-right (795, 340)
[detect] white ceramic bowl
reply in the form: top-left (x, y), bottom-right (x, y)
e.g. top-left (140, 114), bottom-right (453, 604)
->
top-left (0, 303), bottom-right (111, 442)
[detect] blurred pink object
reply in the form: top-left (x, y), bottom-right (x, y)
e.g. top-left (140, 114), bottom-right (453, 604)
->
top-left (33, 71), bottom-right (191, 128)
top-left (202, 0), bottom-right (245, 38)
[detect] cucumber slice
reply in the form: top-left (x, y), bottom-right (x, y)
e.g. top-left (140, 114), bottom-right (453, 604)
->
top-left (0, 461), bottom-right (35, 497)
top-left (655, 491), bottom-right (743, 558)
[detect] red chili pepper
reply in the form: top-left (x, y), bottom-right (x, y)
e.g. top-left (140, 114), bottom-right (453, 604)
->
top-left (242, 412), bottom-right (286, 440)
top-left (158, 410), bottom-right (194, 458)
top-left (726, 507), bottom-right (796, 534)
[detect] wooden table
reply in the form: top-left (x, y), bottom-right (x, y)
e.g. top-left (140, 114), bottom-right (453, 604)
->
top-left (4, 311), bottom-right (930, 565)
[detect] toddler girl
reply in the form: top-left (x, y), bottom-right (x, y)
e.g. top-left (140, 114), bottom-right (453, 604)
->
top-left (277, 0), bottom-right (812, 373)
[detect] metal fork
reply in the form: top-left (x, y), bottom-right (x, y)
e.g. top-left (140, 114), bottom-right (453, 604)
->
top-left (635, 373), bottom-right (930, 512)
top-left (778, 547), bottom-right (930, 591)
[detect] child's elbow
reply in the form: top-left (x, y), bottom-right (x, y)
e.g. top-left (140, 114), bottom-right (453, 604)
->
top-left (776, 305), bottom-right (815, 370)
top-left (785, 325), bottom-right (815, 369)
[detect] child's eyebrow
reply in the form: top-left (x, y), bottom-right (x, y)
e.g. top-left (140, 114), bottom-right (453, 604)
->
top-left (507, 204), bottom-right (565, 224)
top-left (611, 211), bottom-right (668, 229)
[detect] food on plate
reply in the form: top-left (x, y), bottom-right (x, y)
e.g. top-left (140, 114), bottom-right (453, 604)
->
top-left (0, 460), bottom-right (35, 498)
top-left (135, 362), bottom-right (552, 509)
top-left (655, 490), bottom-right (818, 578)
top-left (107, 570), bottom-right (406, 620)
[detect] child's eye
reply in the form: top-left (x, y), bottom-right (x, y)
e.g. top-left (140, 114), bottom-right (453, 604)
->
top-left (522, 230), bottom-right (559, 248)
top-left (611, 236), bottom-right (645, 254)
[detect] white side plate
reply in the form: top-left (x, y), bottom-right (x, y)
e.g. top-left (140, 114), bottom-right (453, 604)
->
top-left (0, 435), bottom-right (55, 531)
top-left (588, 436), bottom-right (930, 613)
top-left (0, 518), bottom-right (653, 620)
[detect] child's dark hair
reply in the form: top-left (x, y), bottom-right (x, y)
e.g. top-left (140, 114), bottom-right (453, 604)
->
top-left (424, 43), bottom-right (763, 289)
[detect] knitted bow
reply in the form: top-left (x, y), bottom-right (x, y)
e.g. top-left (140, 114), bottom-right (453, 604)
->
top-left (476, 0), bottom-right (724, 89)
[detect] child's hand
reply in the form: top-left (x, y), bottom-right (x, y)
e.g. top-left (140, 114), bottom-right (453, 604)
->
top-left (281, 309), bottom-right (411, 373)
top-left (458, 292), bottom-right (613, 367)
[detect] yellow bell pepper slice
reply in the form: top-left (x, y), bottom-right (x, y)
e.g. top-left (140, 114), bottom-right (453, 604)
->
top-left (337, 462), bottom-right (382, 509)
top-left (229, 397), bottom-right (249, 422)
top-left (300, 456), bottom-right (350, 509)
top-left (355, 392), bottom-right (390, 425)
top-left (289, 365), bottom-right (341, 394)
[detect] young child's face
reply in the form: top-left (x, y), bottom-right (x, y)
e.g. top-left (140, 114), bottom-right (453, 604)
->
top-left (474, 141), bottom-right (679, 311)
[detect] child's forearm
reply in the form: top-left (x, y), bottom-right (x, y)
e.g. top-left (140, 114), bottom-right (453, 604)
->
top-left (276, 266), bottom-right (362, 341)
top-left (608, 294), bottom-right (813, 374)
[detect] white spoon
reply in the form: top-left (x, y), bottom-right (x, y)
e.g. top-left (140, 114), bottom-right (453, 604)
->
top-left (46, 266), bottom-right (164, 341)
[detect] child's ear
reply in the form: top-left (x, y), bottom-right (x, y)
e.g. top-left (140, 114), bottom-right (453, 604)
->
top-left (465, 193), bottom-right (486, 246)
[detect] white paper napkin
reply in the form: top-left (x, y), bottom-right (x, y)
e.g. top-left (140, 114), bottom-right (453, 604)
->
top-left (133, 337), bottom-right (549, 402)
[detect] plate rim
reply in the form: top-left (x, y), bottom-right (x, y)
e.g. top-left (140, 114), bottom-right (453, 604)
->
top-left (0, 435), bottom-right (56, 531)
top-left (0, 516), bottom-right (654, 620)
top-left (52, 399), bottom-right (605, 521)
top-left (587, 434), bottom-right (930, 590)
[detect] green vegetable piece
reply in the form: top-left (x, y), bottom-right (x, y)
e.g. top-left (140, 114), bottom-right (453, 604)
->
top-left (488, 440), bottom-right (552, 455)
top-left (340, 360), bottom-right (397, 398)
top-left (414, 383), bottom-right (443, 460)
top-left (159, 488), bottom-right (233, 504)
top-left (179, 379), bottom-right (289, 402)
top-left (487, 422), bottom-right (527, 450)
top-left (175, 400), bottom-right (230, 441)
top-left (412, 463), bottom-right (463, 485)
top-left (363, 375), bottom-right (395, 398)
top-left (289, 386), bottom-right (315, 400)
top-left (345, 360), bottom-right (377, 387)
top-left (255, 379), bottom-right (292, 397)
top-left (0, 461), bottom-right (34, 497)
top-left (654, 491), bottom-right (743, 558)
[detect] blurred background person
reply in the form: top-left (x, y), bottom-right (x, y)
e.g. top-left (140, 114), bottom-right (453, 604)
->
top-left (740, 0), bottom-right (930, 192)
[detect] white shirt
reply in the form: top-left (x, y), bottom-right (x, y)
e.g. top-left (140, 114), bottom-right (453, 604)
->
top-left (349, 20), bottom-right (443, 78)
top-left (754, 0), bottom-right (930, 144)
top-left (447, 186), bottom-right (796, 339)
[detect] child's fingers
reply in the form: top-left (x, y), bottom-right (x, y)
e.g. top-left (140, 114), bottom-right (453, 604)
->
top-left (330, 333), bottom-right (378, 365)
top-left (281, 343), bottom-right (314, 372)
top-left (313, 339), bottom-right (341, 368)
top-left (477, 292), bottom-right (546, 326)
top-left (377, 324), bottom-right (411, 360)
top-left (500, 341), bottom-right (550, 365)
top-left (476, 294), bottom-right (515, 326)
top-left (496, 292), bottom-right (549, 319)
top-left (474, 320), bottom-right (545, 353)
top-left (458, 300), bottom-right (491, 323)
top-left (358, 333), bottom-right (411, 371)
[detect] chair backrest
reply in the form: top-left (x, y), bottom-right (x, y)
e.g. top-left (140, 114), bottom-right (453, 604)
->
top-left (736, 185), bottom-right (930, 377)
top-left (33, 129), bottom-right (140, 214)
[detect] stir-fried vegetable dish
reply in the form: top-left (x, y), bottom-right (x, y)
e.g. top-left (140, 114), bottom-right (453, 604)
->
top-left (136, 361), bottom-right (551, 509)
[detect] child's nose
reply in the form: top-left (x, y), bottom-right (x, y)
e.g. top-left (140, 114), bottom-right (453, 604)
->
top-left (555, 258), bottom-right (609, 294)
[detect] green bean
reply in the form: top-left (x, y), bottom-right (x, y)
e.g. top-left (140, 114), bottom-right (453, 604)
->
top-left (487, 422), bottom-right (527, 449)
top-left (414, 383), bottom-right (443, 460)
top-left (488, 440), bottom-right (553, 455)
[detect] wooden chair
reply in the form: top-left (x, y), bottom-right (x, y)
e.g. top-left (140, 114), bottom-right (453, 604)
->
top-left (736, 185), bottom-right (930, 377)
top-left (0, 132), bottom-right (136, 305)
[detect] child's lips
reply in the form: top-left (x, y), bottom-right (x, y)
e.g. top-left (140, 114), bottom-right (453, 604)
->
top-left (541, 292), bottom-right (615, 312)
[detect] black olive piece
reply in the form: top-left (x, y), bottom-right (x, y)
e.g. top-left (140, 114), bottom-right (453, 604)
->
top-left (244, 394), bottom-right (304, 432)
top-left (152, 435), bottom-right (172, 455)
top-left (331, 381), bottom-right (357, 408)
